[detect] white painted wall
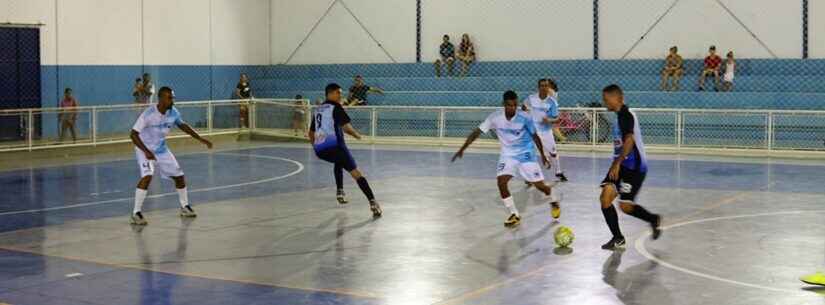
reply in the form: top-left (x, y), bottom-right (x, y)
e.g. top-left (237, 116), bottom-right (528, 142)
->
top-left (811, 0), bottom-right (825, 58)
top-left (270, 0), bottom-right (416, 64)
top-left (56, 0), bottom-right (142, 65)
top-left (422, 0), bottom-right (593, 62)
top-left (0, 0), bottom-right (57, 65)
top-left (211, 0), bottom-right (271, 65)
top-left (601, 0), bottom-right (802, 59)
top-left (142, 0), bottom-right (210, 65)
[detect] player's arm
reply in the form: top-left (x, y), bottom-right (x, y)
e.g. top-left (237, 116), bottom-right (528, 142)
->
top-left (177, 123), bottom-right (213, 149)
top-left (342, 123), bottom-right (363, 140)
top-left (130, 130), bottom-right (155, 160)
top-left (452, 128), bottom-right (482, 162)
top-left (368, 86), bottom-right (384, 95)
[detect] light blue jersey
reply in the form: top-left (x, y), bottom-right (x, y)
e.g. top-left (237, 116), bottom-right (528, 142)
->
top-left (132, 105), bottom-right (184, 154)
top-left (479, 110), bottom-right (538, 162)
top-left (523, 93), bottom-right (559, 133)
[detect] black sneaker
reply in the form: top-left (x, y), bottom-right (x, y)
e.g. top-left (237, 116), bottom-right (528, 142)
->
top-left (601, 236), bottom-right (626, 250)
top-left (651, 215), bottom-right (662, 240)
top-left (555, 173), bottom-right (569, 182)
top-left (336, 189), bottom-right (349, 205)
top-left (369, 201), bottom-right (382, 218)
top-left (130, 212), bottom-right (148, 225)
top-left (504, 214), bottom-right (521, 228)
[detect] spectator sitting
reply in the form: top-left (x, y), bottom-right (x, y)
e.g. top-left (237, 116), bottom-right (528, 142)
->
top-left (698, 45), bottom-right (722, 91)
top-left (660, 46), bottom-right (684, 91)
top-left (722, 51), bottom-right (736, 92)
top-left (346, 75), bottom-right (383, 106)
top-left (456, 33), bottom-right (476, 77)
top-left (293, 95), bottom-right (306, 136)
top-left (235, 73), bottom-right (253, 128)
top-left (434, 34), bottom-right (456, 77)
top-left (133, 73), bottom-right (155, 104)
top-left (59, 88), bottom-right (79, 143)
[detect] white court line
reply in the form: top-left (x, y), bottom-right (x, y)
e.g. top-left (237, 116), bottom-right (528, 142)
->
top-left (0, 153), bottom-right (303, 216)
top-left (635, 210), bottom-right (825, 295)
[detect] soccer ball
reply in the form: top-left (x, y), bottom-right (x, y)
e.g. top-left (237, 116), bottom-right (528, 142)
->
top-left (554, 226), bottom-right (574, 248)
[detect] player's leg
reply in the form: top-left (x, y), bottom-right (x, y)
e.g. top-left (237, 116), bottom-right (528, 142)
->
top-left (599, 179), bottom-right (625, 250)
top-left (132, 150), bottom-right (154, 225)
top-left (157, 152), bottom-right (195, 217)
top-left (340, 149), bottom-right (381, 217)
top-left (497, 159), bottom-right (522, 227)
top-left (521, 161), bottom-right (561, 220)
top-left (170, 176), bottom-right (196, 217)
top-left (540, 131), bottom-right (566, 181)
top-left (334, 163), bottom-right (348, 204)
top-left (615, 171), bottom-right (661, 239)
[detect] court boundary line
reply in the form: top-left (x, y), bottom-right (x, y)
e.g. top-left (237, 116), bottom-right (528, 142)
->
top-left (635, 210), bottom-right (825, 295)
top-left (0, 152), bottom-right (303, 216)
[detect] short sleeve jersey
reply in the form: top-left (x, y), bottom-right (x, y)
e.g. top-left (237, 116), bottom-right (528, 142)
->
top-left (479, 110), bottom-right (538, 162)
top-left (311, 101), bottom-right (352, 152)
top-left (349, 85), bottom-right (371, 102)
top-left (132, 105), bottom-right (184, 154)
top-left (523, 93), bottom-right (560, 133)
top-left (613, 105), bottom-right (648, 172)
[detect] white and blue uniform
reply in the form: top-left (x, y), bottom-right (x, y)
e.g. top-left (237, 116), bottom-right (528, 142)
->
top-left (132, 105), bottom-right (185, 178)
top-left (523, 93), bottom-right (560, 157)
top-left (479, 110), bottom-right (544, 182)
top-left (310, 101), bottom-right (357, 171)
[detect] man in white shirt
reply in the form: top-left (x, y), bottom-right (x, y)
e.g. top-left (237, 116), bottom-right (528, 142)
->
top-left (129, 87), bottom-right (213, 225)
top-left (522, 78), bottom-right (568, 182)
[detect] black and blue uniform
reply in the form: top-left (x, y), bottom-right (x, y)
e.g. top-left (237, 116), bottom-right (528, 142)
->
top-left (310, 101), bottom-right (357, 171)
top-left (601, 105), bottom-right (648, 202)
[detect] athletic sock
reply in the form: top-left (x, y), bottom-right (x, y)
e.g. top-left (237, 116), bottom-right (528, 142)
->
top-left (627, 204), bottom-right (657, 224)
top-left (356, 177), bottom-right (375, 201)
top-left (334, 164), bottom-right (344, 190)
top-left (502, 196), bottom-right (519, 216)
top-left (552, 155), bottom-right (562, 174)
top-left (601, 205), bottom-right (623, 238)
top-left (176, 187), bottom-right (189, 208)
top-left (134, 188), bottom-right (148, 214)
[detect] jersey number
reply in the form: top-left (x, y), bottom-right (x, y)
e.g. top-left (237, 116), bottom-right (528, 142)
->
top-left (315, 113), bottom-right (323, 129)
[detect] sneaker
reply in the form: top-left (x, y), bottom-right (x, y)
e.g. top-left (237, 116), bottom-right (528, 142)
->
top-left (336, 189), bottom-right (349, 205)
top-left (551, 202), bottom-right (561, 219)
top-left (180, 205), bottom-right (197, 217)
top-left (130, 212), bottom-right (148, 225)
top-left (369, 201), bottom-right (382, 218)
top-left (504, 214), bottom-right (521, 228)
top-left (801, 272), bottom-right (825, 286)
top-left (651, 215), bottom-right (662, 240)
top-left (601, 236), bottom-right (626, 250)
top-left (555, 173), bottom-right (568, 182)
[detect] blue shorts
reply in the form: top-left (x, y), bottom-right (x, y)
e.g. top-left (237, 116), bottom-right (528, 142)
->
top-left (315, 147), bottom-right (357, 172)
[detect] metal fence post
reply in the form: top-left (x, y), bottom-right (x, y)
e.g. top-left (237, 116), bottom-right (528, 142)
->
top-left (676, 111), bottom-right (683, 148)
top-left (438, 108), bottom-right (446, 143)
top-left (27, 110), bottom-right (33, 151)
top-left (590, 109), bottom-right (597, 147)
top-left (767, 112), bottom-right (774, 150)
top-left (370, 107), bottom-right (377, 143)
top-left (91, 107), bottom-right (97, 146)
top-left (207, 101), bottom-right (214, 133)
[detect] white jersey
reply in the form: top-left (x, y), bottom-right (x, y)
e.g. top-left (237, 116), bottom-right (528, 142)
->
top-left (478, 110), bottom-right (538, 162)
top-left (523, 93), bottom-right (559, 133)
top-left (132, 105), bottom-right (184, 154)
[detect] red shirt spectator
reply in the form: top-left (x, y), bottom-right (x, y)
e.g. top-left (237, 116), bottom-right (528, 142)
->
top-left (704, 54), bottom-right (722, 70)
top-left (699, 45), bottom-right (722, 91)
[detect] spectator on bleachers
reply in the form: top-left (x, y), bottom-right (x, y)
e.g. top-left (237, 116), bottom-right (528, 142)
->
top-left (346, 75), bottom-right (383, 106)
top-left (59, 88), bottom-right (78, 143)
top-left (235, 73), bottom-right (252, 128)
top-left (133, 73), bottom-right (155, 104)
top-left (660, 46), bottom-right (684, 91)
top-left (293, 95), bottom-right (306, 136)
top-left (434, 35), bottom-right (456, 77)
top-left (698, 45), bottom-right (722, 91)
top-left (457, 34), bottom-right (476, 77)
top-left (722, 51), bottom-right (736, 92)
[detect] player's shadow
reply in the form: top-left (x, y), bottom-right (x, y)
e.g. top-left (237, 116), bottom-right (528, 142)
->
top-left (553, 246), bottom-right (573, 255)
top-left (800, 286), bottom-right (825, 295)
top-left (603, 249), bottom-right (674, 305)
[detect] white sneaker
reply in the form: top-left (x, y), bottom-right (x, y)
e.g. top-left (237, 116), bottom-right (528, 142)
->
top-left (180, 205), bottom-right (197, 217)
top-left (130, 212), bottom-right (148, 225)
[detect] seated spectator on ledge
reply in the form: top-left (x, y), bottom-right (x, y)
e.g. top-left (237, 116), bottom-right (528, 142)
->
top-left (346, 75), bottom-right (383, 106)
top-left (457, 33), bottom-right (476, 77)
top-left (660, 46), bottom-right (684, 91)
top-left (434, 34), bottom-right (456, 77)
top-left (698, 45), bottom-right (722, 91)
top-left (722, 51), bottom-right (736, 92)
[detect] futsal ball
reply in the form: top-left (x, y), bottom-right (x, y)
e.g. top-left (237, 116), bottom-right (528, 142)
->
top-left (554, 226), bottom-right (574, 248)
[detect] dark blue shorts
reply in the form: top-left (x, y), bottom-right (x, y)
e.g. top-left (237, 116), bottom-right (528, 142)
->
top-left (315, 147), bottom-right (357, 172)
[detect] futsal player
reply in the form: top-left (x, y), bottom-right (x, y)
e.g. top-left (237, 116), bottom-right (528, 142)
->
top-left (130, 87), bottom-right (213, 225)
top-left (452, 90), bottom-right (560, 227)
top-left (599, 84), bottom-right (662, 250)
top-left (522, 78), bottom-right (568, 182)
top-left (309, 83), bottom-right (382, 218)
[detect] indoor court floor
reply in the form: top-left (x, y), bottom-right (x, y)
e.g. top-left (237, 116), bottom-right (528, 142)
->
top-left (1, 141), bottom-right (825, 305)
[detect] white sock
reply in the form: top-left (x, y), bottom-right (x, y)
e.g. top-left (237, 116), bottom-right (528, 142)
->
top-left (134, 189), bottom-right (147, 214)
top-left (177, 187), bottom-right (189, 208)
top-left (502, 196), bottom-right (519, 216)
top-left (552, 155), bottom-right (562, 174)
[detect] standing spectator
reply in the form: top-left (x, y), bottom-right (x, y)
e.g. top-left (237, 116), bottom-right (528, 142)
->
top-left (133, 73), bottom-right (155, 104)
top-left (234, 73), bottom-right (253, 128)
top-left (132, 78), bottom-right (142, 103)
top-left (698, 45), bottom-right (722, 91)
top-left (456, 33), bottom-right (476, 77)
top-left (59, 88), bottom-right (79, 143)
top-left (660, 46), bottom-right (684, 91)
top-left (434, 35), bottom-right (456, 77)
top-left (722, 51), bottom-right (736, 92)
top-left (346, 75), bottom-right (383, 106)
top-left (292, 94), bottom-right (306, 136)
